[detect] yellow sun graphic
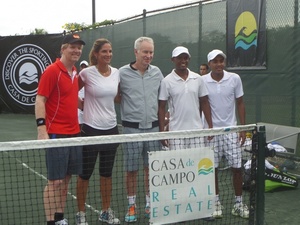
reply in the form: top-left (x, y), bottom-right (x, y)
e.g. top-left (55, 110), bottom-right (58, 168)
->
top-left (235, 11), bottom-right (257, 37)
top-left (198, 158), bottom-right (213, 170)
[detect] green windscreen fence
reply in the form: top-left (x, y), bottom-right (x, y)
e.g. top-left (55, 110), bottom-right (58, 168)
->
top-left (78, 0), bottom-right (300, 128)
top-left (0, 0), bottom-right (299, 127)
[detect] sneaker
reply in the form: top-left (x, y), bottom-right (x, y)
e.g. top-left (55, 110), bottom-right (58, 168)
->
top-left (202, 216), bottom-right (215, 221)
top-left (55, 218), bottom-right (68, 225)
top-left (145, 205), bottom-right (150, 219)
top-left (124, 204), bottom-right (137, 223)
top-left (99, 208), bottom-right (120, 224)
top-left (76, 211), bottom-right (88, 225)
top-left (212, 201), bottom-right (223, 218)
top-left (231, 202), bottom-right (249, 218)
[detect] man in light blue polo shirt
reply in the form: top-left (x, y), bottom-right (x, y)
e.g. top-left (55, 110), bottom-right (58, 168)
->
top-left (118, 36), bottom-right (164, 223)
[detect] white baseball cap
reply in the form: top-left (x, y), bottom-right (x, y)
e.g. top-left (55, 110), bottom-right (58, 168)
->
top-left (207, 49), bottom-right (226, 62)
top-left (172, 46), bottom-right (191, 58)
top-left (80, 60), bottom-right (88, 66)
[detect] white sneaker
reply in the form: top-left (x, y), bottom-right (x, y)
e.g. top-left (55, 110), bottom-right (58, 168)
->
top-left (76, 211), bottom-right (88, 225)
top-left (99, 208), bottom-right (120, 224)
top-left (212, 201), bottom-right (223, 218)
top-left (232, 202), bottom-right (249, 218)
top-left (55, 218), bottom-right (68, 225)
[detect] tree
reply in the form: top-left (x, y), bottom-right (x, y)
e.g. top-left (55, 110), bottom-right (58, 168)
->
top-left (30, 28), bottom-right (48, 35)
top-left (62, 22), bottom-right (86, 32)
top-left (62, 20), bottom-right (115, 33)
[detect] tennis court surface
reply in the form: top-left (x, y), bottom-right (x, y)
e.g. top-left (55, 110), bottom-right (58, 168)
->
top-left (0, 113), bottom-right (299, 225)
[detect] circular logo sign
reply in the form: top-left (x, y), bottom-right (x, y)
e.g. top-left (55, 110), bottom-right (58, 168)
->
top-left (2, 44), bottom-right (52, 106)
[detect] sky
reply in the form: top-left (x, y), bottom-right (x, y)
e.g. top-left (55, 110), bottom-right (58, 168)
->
top-left (0, 0), bottom-right (195, 36)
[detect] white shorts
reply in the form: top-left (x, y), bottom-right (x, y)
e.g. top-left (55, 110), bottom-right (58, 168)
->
top-left (206, 133), bottom-right (242, 168)
top-left (169, 137), bottom-right (204, 150)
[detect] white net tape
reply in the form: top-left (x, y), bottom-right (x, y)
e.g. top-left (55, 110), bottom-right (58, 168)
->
top-left (0, 124), bottom-right (256, 151)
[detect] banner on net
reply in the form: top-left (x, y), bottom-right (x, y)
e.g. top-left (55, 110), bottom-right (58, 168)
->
top-left (149, 147), bottom-right (215, 225)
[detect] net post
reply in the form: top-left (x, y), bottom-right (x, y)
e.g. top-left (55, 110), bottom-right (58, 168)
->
top-left (256, 125), bottom-right (266, 225)
top-left (249, 127), bottom-right (258, 225)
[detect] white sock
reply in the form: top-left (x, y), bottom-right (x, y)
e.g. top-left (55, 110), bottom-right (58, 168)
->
top-left (235, 195), bottom-right (242, 203)
top-left (128, 195), bottom-right (136, 205)
top-left (146, 194), bottom-right (150, 207)
top-left (215, 195), bottom-right (220, 203)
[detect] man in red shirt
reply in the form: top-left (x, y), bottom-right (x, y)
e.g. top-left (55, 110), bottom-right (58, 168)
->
top-left (35, 34), bottom-right (85, 225)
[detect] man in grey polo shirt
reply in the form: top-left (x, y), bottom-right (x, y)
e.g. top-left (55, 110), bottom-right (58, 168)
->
top-left (118, 36), bottom-right (164, 223)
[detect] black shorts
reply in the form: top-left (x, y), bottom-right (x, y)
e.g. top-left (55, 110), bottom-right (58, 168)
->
top-left (79, 124), bottom-right (119, 179)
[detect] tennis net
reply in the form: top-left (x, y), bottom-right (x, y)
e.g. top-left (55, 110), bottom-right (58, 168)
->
top-left (0, 124), bottom-right (257, 225)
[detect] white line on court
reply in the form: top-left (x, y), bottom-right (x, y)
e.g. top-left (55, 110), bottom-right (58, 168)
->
top-left (3, 151), bottom-right (100, 214)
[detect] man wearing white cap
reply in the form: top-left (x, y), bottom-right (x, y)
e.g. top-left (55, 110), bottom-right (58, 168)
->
top-left (79, 60), bottom-right (88, 70)
top-left (158, 46), bottom-right (213, 149)
top-left (202, 49), bottom-right (248, 219)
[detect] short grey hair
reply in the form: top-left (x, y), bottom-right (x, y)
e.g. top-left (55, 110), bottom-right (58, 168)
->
top-left (134, 37), bottom-right (154, 50)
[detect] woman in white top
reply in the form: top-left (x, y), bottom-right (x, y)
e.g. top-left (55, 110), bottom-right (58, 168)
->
top-left (76, 38), bottom-right (120, 225)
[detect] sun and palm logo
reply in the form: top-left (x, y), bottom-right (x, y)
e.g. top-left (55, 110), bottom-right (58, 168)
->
top-left (234, 11), bottom-right (258, 50)
top-left (198, 158), bottom-right (214, 175)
